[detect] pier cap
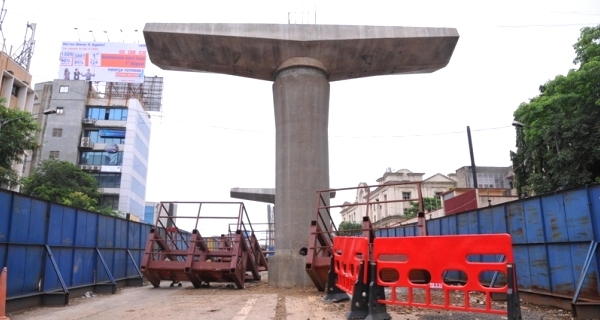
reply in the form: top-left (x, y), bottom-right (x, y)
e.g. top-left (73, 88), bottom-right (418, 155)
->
top-left (143, 23), bottom-right (459, 81)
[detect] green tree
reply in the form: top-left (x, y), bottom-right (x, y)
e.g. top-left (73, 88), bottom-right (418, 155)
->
top-left (338, 221), bottom-right (362, 236)
top-left (0, 100), bottom-right (39, 188)
top-left (21, 159), bottom-right (119, 215)
top-left (61, 191), bottom-right (99, 210)
top-left (405, 197), bottom-right (442, 218)
top-left (512, 25), bottom-right (600, 196)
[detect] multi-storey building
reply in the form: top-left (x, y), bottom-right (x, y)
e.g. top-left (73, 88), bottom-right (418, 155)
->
top-left (27, 79), bottom-right (160, 219)
top-left (339, 168), bottom-right (457, 226)
top-left (0, 51), bottom-right (37, 187)
top-left (455, 166), bottom-right (513, 189)
top-left (0, 52), bottom-right (35, 111)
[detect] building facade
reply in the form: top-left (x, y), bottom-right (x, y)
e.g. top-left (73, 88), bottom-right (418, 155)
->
top-left (28, 80), bottom-right (152, 219)
top-left (0, 52), bottom-right (37, 187)
top-left (455, 166), bottom-right (513, 189)
top-left (339, 168), bottom-right (457, 226)
top-left (0, 52), bottom-right (36, 111)
top-left (442, 188), bottom-right (517, 216)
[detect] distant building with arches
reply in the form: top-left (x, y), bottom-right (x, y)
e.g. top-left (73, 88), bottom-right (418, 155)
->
top-left (339, 168), bottom-right (457, 227)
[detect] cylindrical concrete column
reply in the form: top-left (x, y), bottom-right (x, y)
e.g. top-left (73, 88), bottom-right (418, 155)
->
top-left (269, 65), bottom-right (330, 287)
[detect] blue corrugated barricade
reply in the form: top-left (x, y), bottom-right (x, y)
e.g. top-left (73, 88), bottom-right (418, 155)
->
top-left (376, 184), bottom-right (600, 317)
top-left (0, 188), bottom-right (151, 312)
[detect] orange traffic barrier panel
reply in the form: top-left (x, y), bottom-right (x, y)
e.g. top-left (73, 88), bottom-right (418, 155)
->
top-left (1, 267), bottom-right (9, 320)
top-left (332, 236), bottom-right (370, 295)
top-left (372, 234), bottom-right (521, 318)
top-left (332, 236), bottom-right (388, 319)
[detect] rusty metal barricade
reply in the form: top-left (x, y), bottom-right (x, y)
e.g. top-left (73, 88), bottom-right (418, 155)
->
top-left (306, 183), bottom-right (428, 292)
top-left (140, 202), bottom-right (268, 289)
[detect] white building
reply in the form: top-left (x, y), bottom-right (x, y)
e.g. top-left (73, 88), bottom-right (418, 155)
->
top-left (339, 168), bottom-right (457, 227)
top-left (27, 79), bottom-right (158, 219)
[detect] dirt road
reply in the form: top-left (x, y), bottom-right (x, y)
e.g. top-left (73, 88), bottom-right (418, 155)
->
top-left (8, 277), bottom-right (573, 320)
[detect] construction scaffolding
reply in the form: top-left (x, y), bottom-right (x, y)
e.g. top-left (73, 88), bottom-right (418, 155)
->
top-left (87, 76), bottom-right (163, 112)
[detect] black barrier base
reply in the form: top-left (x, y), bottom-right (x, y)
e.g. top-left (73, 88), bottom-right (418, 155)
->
top-left (324, 256), bottom-right (350, 302)
top-left (346, 262), bottom-right (369, 319)
top-left (365, 262), bottom-right (391, 320)
top-left (345, 262), bottom-right (391, 320)
top-left (507, 263), bottom-right (523, 320)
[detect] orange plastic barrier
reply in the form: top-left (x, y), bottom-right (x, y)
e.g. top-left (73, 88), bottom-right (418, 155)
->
top-left (1, 267), bottom-right (8, 320)
top-left (332, 236), bottom-right (370, 295)
top-left (373, 234), bottom-right (515, 315)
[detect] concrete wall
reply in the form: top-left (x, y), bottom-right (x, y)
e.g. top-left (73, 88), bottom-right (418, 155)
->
top-left (40, 80), bottom-right (89, 164)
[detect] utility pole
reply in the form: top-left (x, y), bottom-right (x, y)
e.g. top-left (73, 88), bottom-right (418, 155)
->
top-left (467, 126), bottom-right (478, 188)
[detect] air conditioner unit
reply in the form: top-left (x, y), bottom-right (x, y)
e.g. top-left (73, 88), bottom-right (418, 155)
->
top-left (79, 165), bottom-right (90, 170)
top-left (91, 165), bottom-right (101, 171)
top-left (82, 118), bottom-right (96, 125)
top-left (80, 137), bottom-right (94, 148)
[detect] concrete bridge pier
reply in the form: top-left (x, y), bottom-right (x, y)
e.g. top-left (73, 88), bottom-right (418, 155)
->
top-left (271, 60), bottom-right (330, 287)
top-left (143, 23), bottom-right (459, 288)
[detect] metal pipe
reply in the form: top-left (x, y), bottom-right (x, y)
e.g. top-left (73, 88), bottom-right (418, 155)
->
top-left (467, 126), bottom-right (478, 188)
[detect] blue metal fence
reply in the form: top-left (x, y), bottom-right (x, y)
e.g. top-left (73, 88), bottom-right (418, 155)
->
top-left (375, 184), bottom-right (600, 303)
top-left (0, 188), bottom-right (151, 310)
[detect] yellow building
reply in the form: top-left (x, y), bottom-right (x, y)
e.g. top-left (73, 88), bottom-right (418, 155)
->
top-left (0, 51), bottom-right (35, 111)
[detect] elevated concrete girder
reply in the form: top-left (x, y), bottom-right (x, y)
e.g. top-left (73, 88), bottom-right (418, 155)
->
top-left (229, 187), bottom-right (336, 204)
top-left (143, 23), bottom-right (458, 82)
top-left (143, 23), bottom-right (459, 288)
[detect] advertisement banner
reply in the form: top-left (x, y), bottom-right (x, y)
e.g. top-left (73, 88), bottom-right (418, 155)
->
top-left (99, 129), bottom-right (126, 138)
top-left (58, 41), bottom-right (147, 83)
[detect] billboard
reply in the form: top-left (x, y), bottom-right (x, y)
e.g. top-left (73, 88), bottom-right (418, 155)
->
top-left (58, 42), bottom-right (146, 84)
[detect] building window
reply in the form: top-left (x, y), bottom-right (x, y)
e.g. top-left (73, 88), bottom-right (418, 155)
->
top-left (435, 192), bottom-right (443, 198)
top-left (49, 151), bottom-right (59, 159)
top-left (91, 173), bottom-right (122, 188)
top-left (402, 192), bottom-right (411, 200)
top-left (100, 195), bottom-right (119, 211)
top-left (403, 208), bottom-right (409, 215)
top-left (52, 128), bottom-right (63, 137)
top-left (11, 85), bottom-right (19, 97)
top-left (79, 151), bottom-right (124, 166)
top-left (59, 85), bottom-right (69, 93)
top-left (56, 107), bottom-right (64, 114)
top-left (85, 129), bottom-right (126, 144)
top-left (86, 107), bottom-right (128, 121)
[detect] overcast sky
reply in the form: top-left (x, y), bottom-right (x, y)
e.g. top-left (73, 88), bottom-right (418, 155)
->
top-left (3, 0), bottom-right (599, 229)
